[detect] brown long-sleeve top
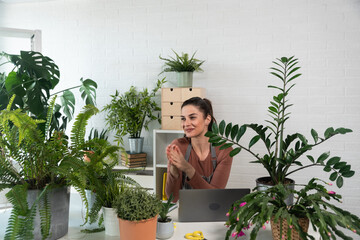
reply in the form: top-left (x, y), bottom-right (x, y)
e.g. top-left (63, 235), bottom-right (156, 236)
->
top-left (165, 137), bottom-right (233, 202)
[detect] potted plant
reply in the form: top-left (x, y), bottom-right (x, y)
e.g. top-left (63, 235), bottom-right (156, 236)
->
top-left (83, 128), bottom-right (109, 162)
top-left (225, 178), bottom-right (360, 240)
top-left (0, 50), bottom-right (97, 137)
top-left (0, 96), bottom-right (98, 239)
top-left (205, 56), bottom-right (354, 199)
top-left (156, 193), bottom-right (175, 239)
top-left (103, 78), bottom-right (166, 153)
top-left (114, 187), bottom-right (162, 240)
top-left (159, 50), bottom-right (205, 87)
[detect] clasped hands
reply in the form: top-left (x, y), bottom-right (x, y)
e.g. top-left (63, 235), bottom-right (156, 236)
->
top-left (166, 144), bottom-right (195, 179)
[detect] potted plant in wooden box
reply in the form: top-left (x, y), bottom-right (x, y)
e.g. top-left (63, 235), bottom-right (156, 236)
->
top-left (103, 78), bottom-right (166, 153)
top-left (114, 187), bottom-right (162, 240)
top-left (205, 56), bottom-right (354, 202)
top-left (225, 178), bottom-right (360, 240)
top-left (0, 96), bottom-right (98, 240)
top-left (156, 193), bottom-right (175, 239)
top-left (159, 50), bottom-right (205, 87)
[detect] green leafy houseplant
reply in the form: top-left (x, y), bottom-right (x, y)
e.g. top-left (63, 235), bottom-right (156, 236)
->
top-left (103, 78), bottom-right (166, 145)
top-left (0, 51), bottom-right (97, 137)
top-left (0, 96), bottom-right (98, 239)
top-left (159, 50), bottom-right (205, 74)
top-left (158, 193), bottom-right (174, 223)
top-left (205, 56), bottom-right (354, 188)
top-left (225, 178), bottom-right (360, 240)
top-left (114, 187), bottom-right (162, 221)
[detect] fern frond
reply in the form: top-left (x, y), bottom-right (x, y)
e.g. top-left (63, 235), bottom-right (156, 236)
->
top-left (39, 191), bottom-right (51, 240)
top-left (44, 96), bottom-right (57, 140)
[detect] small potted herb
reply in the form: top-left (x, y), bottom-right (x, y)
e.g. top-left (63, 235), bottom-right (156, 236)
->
top-left (114, 187), bottom-right (162, 240)
top-left (157, 193), bottom-right (175, 239)
top-left (159, 50), bottom-right (205, 87)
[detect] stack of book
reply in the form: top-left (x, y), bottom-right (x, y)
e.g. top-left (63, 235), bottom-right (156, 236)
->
top-left (121, 151), bottom-right (147, 168)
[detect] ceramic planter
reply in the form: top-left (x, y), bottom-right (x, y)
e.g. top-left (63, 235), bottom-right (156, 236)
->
top-left (129, 137), bottom-right (144, 154)
top-left (156, 219), bottom-right (174, 239)
top-left (118, 215), bottom-right (158, 240)
top-left (84, 189), bottom-right (99, 229)
top-left (256, 177), bottom-right (295, 205)
top-left (27, 186), bottom-right (70, 240)
top-left (177, 72), bottom-right (193, 87)
top-left (103, 207), bottom-right (120, 236)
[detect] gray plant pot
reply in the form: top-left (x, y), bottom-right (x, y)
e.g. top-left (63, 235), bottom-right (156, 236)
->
top-left (256, 177), bottom-right (295, 205)
top-left (156, 219), bottom-right (174, 239)
top-left (27, 186), bottom-right (70, 240)
top-left (129, 137), bottom-right (144, 154)
top-left (177, 72), bottom-right (193, 87)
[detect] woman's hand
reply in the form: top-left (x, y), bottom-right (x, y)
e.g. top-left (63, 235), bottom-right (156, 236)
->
top-left (167, 144), bottom-right (195, 179)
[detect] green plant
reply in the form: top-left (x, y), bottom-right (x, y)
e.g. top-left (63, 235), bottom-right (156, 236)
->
top-left (0, 96), bottom-right (98, 239)
top-left (205, 56), bottom-right (354, 188)
top-left (225, 178), bottom-right (360, 240)
top-left (114, 187), bottom-right (162, 221)
top-left (103, 78), bottom-right (166, 145)
top-left (0, 51), bottom-right (97, 137)
top-left (159, 50), bottom-right (205, 74)
top-left (158, 193), bottom-right (174, 222)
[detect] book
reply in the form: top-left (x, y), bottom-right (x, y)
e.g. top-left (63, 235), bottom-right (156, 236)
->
top-left (121, 151), bottom-right (147, 159)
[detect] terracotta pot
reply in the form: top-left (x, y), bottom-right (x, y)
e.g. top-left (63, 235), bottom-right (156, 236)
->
top-left (118, 215), bottom-right (158, 240)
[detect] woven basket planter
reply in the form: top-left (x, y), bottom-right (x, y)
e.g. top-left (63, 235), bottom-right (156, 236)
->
top-left (270, 217), bottom-right (309, 240)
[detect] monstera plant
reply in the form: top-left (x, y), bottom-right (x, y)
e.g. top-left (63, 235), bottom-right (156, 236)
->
top-left (0, 51), bottom-right (97, 137)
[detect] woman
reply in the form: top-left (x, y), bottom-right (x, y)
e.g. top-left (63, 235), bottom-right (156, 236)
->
top-left (165, 97), bottom-right (233, 202)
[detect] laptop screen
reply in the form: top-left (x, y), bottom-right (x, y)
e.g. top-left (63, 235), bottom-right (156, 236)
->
top-left (178, 188), bottom-right (250, 222)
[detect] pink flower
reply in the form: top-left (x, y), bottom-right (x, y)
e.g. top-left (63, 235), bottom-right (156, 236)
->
top-left (328, 232), bottom-right (332, 237)
top-left (266, 220), bottom-right (269, 224)
top-left (353, 229), bottom-right (357, 233)
top-left (231, 232), bottom-right (238, 237)
top-left (282, 235), bottom-right (285, 239)
top-left (327, 182), bottom-right (333, 186)
top-left (237, 231), bottom-right (245, 237)
top-left (328, 191), bottom-right (336, 195)
top-left (239, 202), bottom-right (247, 207)
top-left (233, 207), bottom-right (236, 210)
top-left (226, 212), bottom-right (230, 217)
top-left (236, 217), bottom-right (239, 221)
top-left (272, 196), bottom-right (276, 200)
top-left (289, 225), bottom-right (293, 229)
top-left (262, 225), bottom-right (266, 230)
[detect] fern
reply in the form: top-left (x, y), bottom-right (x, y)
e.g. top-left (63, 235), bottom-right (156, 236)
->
top-left (39, 192), bottom-right (51, 240)
top-left (44, 96), bottom-right (57, 140)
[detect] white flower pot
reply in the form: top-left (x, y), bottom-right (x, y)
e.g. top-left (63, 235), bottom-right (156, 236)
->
top-left (103, 207), bottom-right (120, 236)
top-left (156, 219), bottom-right (174, 239)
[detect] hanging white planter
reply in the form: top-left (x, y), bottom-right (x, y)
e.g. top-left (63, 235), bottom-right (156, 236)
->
top-left (103, 207), bottom-right (120, 236)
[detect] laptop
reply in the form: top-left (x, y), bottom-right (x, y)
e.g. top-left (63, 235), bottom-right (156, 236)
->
top-left (178, 188), bottom-right (250, 222)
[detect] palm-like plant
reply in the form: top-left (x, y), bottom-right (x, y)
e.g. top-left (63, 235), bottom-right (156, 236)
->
top-left (0, 95), bottom-right (99, 239)
top-left (205, 56), bottom-right (354, 187)
top-left (159, 50), bottom-right (205, 74)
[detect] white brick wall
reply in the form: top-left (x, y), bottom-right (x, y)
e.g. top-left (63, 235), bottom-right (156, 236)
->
top-left (1, 0), bottom-right (360, 217)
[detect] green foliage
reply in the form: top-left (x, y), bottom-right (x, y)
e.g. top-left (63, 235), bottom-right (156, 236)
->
top-left (158, 193), bottom-right (174, 222)
top-left (205, 56), bottom-right (354, 187)
top-left (225, 179), bottom-right (360, 240)
top-left (159, 50), bottom-right (205, 74)
top-left (0, 102), bottom-right (100, 239)
top-left (0, 50), bottom-right (97, 137)
top-left (103, 78), bottom-right (166, 144)
top-left (114, 187), bottom-right (161, 221)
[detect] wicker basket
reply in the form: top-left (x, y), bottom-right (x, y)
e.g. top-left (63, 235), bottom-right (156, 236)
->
top-left (270, 217), bottom-right (309, 240)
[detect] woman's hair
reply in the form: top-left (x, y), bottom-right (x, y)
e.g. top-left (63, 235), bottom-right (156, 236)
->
top-left (181, 97), bottom-right (216, 131)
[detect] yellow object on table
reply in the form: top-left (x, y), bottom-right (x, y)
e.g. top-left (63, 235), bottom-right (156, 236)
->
top-left (185, 231), bottom-right (206, 240)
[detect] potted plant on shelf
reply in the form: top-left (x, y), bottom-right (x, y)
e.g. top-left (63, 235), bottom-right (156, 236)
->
top-left (157, 193), bottom-right (175, 239)
top-left (103, 78), bottom-right (166, 153)
top-left (114, 187), bottom-right (162, 240)
top-left (0, 96), bottom-right (98, 240)
top-left (205, 56), bottom-right (354, 197)
top-left (225, 178), bottom-right (360, 240)
top-left (159, 50), bottom-right (205, 87)
top-left (0, 50), bottom-right (97, 137)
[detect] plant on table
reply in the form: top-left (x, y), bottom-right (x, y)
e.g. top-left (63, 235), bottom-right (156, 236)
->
top-left (205, 56), bottom-right (354, 187)
top-left (0, 95), bottom-right (98, 239)
top-left (226, 178), bottom-right (360, 240)
top-left (158, 193), bottom-right (174, 223)
top-left (103, 78), bottom-right (166, 146)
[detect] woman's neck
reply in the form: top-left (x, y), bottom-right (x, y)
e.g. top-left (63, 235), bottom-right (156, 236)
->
top-left (191, 135), bottom-right (210, 155)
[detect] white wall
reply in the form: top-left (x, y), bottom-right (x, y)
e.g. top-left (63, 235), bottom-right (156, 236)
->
top-left (1, 0), bottom-right (360, 217)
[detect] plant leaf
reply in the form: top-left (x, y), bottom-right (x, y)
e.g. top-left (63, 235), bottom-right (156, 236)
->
top-left (229, 148), bottom-right (241, 157)
top-left (249, 135), bottom-right (260, 148)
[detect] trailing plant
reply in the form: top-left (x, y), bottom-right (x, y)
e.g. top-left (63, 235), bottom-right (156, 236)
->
top-left (0, 95), bottom-right (99, 239)
top-left (114, 187), bottom-right (162, 221)
top-left (225, 178), bottom-right (360, 240)
top-left (159, 50), bottom-right (205, 74)
top-left (205, 56), bottom-right (354, 187)
top-left (103, 78), bottom-right (166, 145)
top-left (0, 51), bottom-right (97, 137)
top-left (158, 193), bottom-right (174, 223)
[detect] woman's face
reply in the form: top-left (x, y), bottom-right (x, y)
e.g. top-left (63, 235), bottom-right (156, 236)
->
top-left (181, 105), bottom-right (211, 138)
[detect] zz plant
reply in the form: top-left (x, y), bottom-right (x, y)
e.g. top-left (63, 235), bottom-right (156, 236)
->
top-left (205, 56), bottom-right (354, 187)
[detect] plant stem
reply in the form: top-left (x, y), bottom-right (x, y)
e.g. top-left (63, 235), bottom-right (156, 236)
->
top-left (50, 85), bottom-right (81, 96)
top-left (222, 136), bottom-right (261, 161)
top-left (285, 163), bottom-right (323, 177)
